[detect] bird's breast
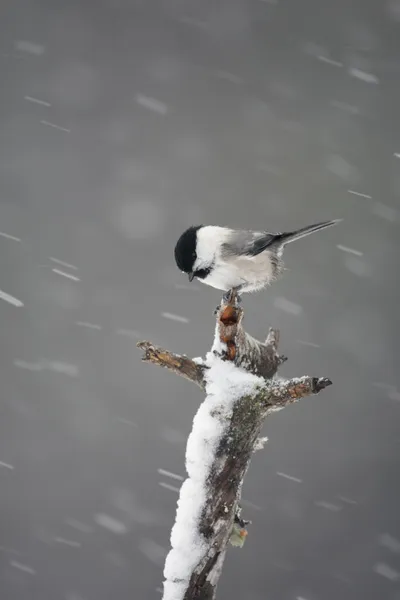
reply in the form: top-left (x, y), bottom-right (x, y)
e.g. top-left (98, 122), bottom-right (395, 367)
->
top-left (200, 252), bottom-right (276, 292)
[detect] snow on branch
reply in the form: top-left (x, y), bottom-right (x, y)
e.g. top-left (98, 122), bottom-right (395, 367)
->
top-left (137, 290), bottom-right (332, 600)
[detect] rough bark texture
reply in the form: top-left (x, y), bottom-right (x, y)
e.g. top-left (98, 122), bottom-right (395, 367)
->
top-left (137, 341), bottom-right (206, 389)
top-left (137, 290), bottom-right (332, 600)
top-left (216, 300), bottom-right (287, 378)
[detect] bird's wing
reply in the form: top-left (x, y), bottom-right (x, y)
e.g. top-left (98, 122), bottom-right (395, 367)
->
top-left (222, 230), bottom-right (280, 258)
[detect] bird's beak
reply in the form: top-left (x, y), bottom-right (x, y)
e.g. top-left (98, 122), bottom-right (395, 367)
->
top-left (188, 272), bottom-right (194, 282)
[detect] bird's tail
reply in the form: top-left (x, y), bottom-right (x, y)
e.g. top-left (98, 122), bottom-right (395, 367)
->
top-left (277, 219), bottom-right (342, 246)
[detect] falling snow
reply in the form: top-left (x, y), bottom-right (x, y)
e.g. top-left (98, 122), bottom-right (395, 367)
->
top-left (2, 4), bottom-right (399, 600)
top-left (93, 514), bottom-right (128, 535)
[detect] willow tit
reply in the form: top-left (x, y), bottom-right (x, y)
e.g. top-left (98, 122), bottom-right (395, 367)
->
top-left (174, 220), bottom-right (341, 298)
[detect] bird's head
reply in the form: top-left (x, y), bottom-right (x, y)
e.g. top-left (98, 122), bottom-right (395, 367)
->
top-left (174, 225), bottom-right (215, 282)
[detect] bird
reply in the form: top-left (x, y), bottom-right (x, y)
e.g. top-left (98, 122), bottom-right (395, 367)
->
top-left (174, 219), bottom-right (341, 300)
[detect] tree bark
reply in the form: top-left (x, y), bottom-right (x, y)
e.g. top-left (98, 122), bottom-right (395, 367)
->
top-left (137, 290), bottom-right (332, 600)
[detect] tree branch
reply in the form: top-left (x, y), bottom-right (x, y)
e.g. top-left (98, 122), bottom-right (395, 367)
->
top-left (263, 376), bottom-right (332, 410)
top-left (136, 341), bottom-right (206, 389)
top-left (214, 294), bottom-right (286, 378)
top-left (137, 289), bottom-right (333, 600)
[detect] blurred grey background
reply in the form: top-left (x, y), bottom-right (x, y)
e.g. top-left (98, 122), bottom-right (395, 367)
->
top-left (1, 1), bottom-right (400, 599)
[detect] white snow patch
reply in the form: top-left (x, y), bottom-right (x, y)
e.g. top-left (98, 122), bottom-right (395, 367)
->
top-left (373, 562), bottom-right (399, 581)
top-left (136, 94), bottom-right (168, 115)
top-left (40, 120), bottom-right (70, 133)
top-left (314, 500), bottom-right (342, 512)
top-left (371, 201), bottom-right (399, 222)
top-left (379, 533), bottom-right (400, 553)
top-left (54, 537), bottom-right (81, 548)
top-left (394, 152), bottom-right (400, 159)
top-left (267, 405), bottom-right (285, 414)
top-left (0, 231), bottom-right (21, 242)
top-left (348, 189), bottom-right (372, 199)
top-left (13, 359), bottom-right (42, 372)
top-left (139, 538), bottom-right (167, 566)
top-left (116, 416), bottom-right (138, 427)
top-left (274, 297), bottom-right (302, 315)
top-left (254, 436), bottom-right (269, 451)
top-left (296, 340), bottom-right (320, 348)
top-left (317, 55), bottom-right (343, 67)
top-left (47, 361), bottom-right (79, 376)
top-left (331, 100), bottom-right (360, 115)
top-left (52, 268), bottom-right (80, 282)
top-left (14, 40), bottom-right (44, 55)
top-left (277, 471), bottom-right (302, 483)
top-left (337, 495), bottom-right (358, 505)
top-left (161, 312), bottom-right (189, 324)
top-left (192, 357), bottom-right (205, 365)
top-left (215, 70), bottom-right (243, 85)
top-left (158, 469), bottom-right (184, 482)
top-left (0, 460), bottom-right (14, 470)
top-left (372, 381), bottom-right (394, 391)
top-left (210, 321), bottom-right (228, 357)
top-left (326, 154), bottom-right (357, 181)
top-left (159, 482), bottom-right (181, 494)
top-left (162, 353), bottom-right (264, 600)
top-left (76, 321), bottom-right (102, 330)
top-left (10, 560), bottom-right (36, 575)
top-left (14, 359), bottom-right (79, 377)
top-left (65, 518), bottom-right (93, 534)
top-left (116, 328), bottom-right (142, 339)
top-left (344, 255), bottom-right (372, 278)
top-left (24, 95), bottom-right (51, 107)
top-left (349, 67), bottom-right (379, 84)
top-left (337, 244), bottom-right (363, 257)
top-left (49, 257), bottom-right (78, 270)
top-left (94, 513), bottom-right (127, 534)
top-left (0, 289), bottom-right (24, 307)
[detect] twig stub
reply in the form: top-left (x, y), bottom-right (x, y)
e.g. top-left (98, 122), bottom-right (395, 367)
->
top-left (215, 294), bottom-right (283, 379)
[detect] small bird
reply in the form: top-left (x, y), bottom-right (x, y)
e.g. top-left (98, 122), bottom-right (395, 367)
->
top-left (174, 220), bottom-right (341, 300)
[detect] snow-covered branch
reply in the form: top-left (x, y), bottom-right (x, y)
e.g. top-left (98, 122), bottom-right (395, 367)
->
top-left (137, 291), bottom-right (332, 600)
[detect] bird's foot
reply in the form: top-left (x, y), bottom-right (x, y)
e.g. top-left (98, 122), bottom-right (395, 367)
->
top-left (222, 288), bottom-right (242, 305)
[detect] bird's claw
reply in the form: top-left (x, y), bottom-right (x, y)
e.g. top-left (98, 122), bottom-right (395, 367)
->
top-left (222, 288), bottom-right (242, 304)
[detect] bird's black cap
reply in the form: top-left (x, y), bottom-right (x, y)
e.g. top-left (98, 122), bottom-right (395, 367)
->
top-left (174, 225), bottom-right (203, 273)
